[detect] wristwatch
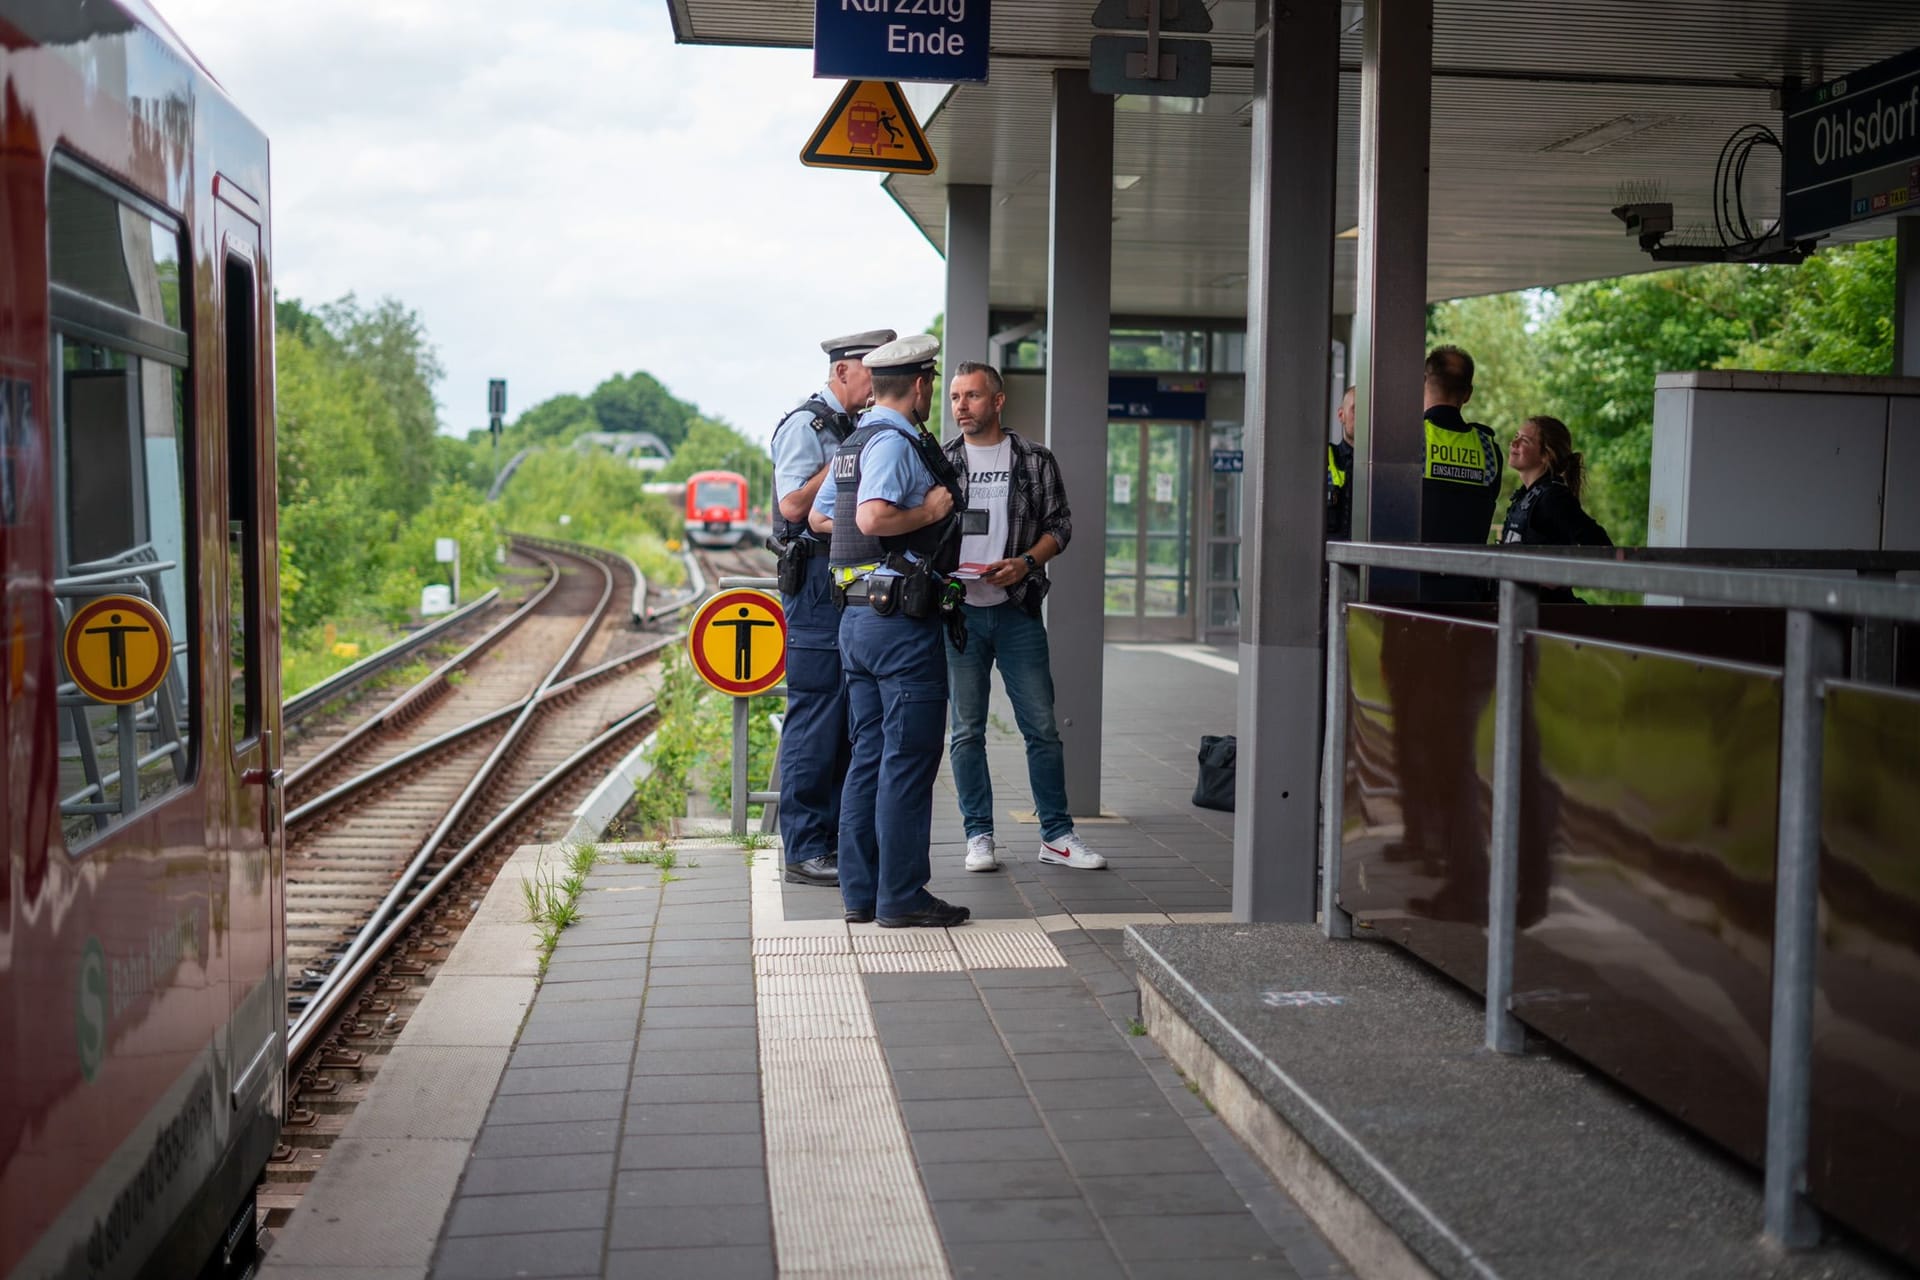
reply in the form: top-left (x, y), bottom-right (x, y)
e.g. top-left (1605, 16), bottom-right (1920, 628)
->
top-left (1020, 553), bottom-right (1037, 572)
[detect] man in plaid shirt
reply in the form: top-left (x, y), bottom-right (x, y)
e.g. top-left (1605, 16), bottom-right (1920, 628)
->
top-left (941, 363), bottom-right (1106, 873)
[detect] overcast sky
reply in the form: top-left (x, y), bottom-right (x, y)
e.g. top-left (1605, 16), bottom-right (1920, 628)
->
top-left (162, 0), bottom-right (947, 442)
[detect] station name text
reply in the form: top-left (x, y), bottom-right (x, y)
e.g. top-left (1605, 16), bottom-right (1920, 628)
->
top-left (1808, 85), bottom-right (1920, 170)
top-left (839, 0), bottom-right (970, 56)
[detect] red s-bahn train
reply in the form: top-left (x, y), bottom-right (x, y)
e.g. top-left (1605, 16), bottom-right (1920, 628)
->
top-left (2, 4), bottom-right (285, 1278)
top-left (684, 469), bottom-right (750, 549)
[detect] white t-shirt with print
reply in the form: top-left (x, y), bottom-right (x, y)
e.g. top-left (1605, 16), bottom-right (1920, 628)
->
top-left (958, 438), bottom-right (1013, 607)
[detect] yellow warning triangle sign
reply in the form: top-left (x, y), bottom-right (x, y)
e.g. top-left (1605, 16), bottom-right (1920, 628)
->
top-left (800, 80), bottom-right (937, 175)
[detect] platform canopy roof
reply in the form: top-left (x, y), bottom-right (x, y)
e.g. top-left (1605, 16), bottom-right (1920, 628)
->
top-left (668, 0), bottom-right (1920, 318)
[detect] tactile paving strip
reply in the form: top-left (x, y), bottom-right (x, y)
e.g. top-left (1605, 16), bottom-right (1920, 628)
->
top-left (951, 928), bottom-right (1068, 969)
top-left (754, 905), bottom-right (948, 1276)
top-left (851, 931), bottom-right (959, 953)
top-left (754, 935), bottom-right (855, 955)
top-left (856, 951), bottom-right (964, 973)
top-left (754, 953), bottom-right (859, 976)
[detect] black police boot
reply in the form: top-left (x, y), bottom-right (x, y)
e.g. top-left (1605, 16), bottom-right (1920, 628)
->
top-left (784, 854), bottom-right (839, 886)
top-left (876, 896), bottom-right (971, 929)
top-left (844, 907), bottom-right (876, 924)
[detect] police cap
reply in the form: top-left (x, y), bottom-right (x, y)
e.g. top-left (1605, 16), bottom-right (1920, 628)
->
top-left (822, 329), bottom-right (897, 362)
top-left (863, 333), bottom-right (940, 375)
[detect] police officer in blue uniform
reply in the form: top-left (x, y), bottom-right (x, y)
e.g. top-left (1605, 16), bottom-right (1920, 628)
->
top-left (768, 329), bottom-right (895, 888)
top-left (808, 334), bottom-right (971, 929)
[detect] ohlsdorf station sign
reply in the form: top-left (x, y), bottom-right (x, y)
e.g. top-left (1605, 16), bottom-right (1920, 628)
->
top-left (1784, 45), bottom-right (1920, 239)
top-left (814, 0), bottom-right (988, 84)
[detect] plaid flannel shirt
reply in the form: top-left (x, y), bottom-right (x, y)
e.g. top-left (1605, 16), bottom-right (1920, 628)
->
top-left (943, 429), bottom-right (1073, 610)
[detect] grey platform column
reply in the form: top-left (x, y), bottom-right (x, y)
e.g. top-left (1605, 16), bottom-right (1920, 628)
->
top-left (1044, 70), bottom-right (1113, 820)
top-left (1348, 0), bottom-right (1432, 567)
top-left (1233, 0), bottom-right (1340, 922)
top-left (1896, 217), bottom-right (1920, 376)
top-left (944, 184), bottom-right (992, 439)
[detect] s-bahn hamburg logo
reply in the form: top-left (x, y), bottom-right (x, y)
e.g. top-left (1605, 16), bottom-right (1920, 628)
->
top-left (76, 938), bottom-right (107, 1082)
top-left (63, 594), bottom-right (172, 705)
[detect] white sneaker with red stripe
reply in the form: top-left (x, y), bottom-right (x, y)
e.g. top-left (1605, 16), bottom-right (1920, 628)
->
top-left (1037, 832), bottom-right (1107, 870)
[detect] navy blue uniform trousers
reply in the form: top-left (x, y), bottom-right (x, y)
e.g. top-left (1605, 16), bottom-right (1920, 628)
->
top-left (837, 602), bottom-right (947, 918)
top-left (778, 552), bottom-right (851, 867)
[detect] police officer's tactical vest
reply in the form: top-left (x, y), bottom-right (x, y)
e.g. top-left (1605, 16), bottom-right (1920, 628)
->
top-left (771, 395), bottom-right (854, 541)
top-left (1326, 444), bottom-right (1347, 489)
top-left (827, 422), bottom-right (955, 572)
top-left (1422, 417), bottom-right (1499, 487)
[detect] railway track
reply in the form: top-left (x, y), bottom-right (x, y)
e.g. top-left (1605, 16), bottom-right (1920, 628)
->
top-left (261, 536), bottom-right (773, 1232)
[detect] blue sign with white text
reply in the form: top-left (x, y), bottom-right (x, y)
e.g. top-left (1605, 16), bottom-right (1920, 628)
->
top-left (1783, 45), bottom-right (1920, 239)
top-left (814, 0), bottom-right (990, 85)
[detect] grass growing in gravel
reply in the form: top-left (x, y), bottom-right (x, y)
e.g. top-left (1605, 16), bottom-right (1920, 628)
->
top-left (522, 841), bottom-right (599, 971)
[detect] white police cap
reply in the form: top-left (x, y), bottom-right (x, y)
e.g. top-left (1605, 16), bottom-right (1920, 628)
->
top-left (822, 329), bottom-right (897, 361)
top-left (863, 333), bottom-right (940, 375)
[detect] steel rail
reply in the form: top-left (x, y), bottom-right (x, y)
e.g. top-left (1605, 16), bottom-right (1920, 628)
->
top-left (284, 632), bottom-right (682, 829)
top-left (646, 547), bottom-right (707, 624)
top-left (513, 533), bottom-right (649, 631)
top-left (285, 548), bottom-right (565, 793)
top-left (287, 697), bottom-right (660, 1064)
top-left (283, 587), bottom-right (502, 725)
top-left (288, 547), bottom-right (615, 1045)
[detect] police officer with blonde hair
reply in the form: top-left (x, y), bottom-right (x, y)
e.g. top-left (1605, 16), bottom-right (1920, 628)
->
top-left (767, 328), bottom-right (895, 888)
top-left (809, 334), bottom-right (971, 928)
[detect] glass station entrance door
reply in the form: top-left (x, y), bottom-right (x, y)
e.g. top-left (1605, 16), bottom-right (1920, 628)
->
top-left (1105, 421), bottom-right (1195, 641)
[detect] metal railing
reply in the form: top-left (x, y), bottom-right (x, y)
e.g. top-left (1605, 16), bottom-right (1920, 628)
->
top-left (1317, 541), bottom-right (1920, 1248)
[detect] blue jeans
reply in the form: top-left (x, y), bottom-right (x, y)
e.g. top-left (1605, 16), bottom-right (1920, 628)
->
top-left (837, 604), bottom-right (948, 917)
top-left (778, 552), bottom-right (849, 866)
top-left (945, 600), bottom-right (1072, 842)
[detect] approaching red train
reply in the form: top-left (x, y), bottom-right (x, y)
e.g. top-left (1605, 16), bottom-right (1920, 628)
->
top-left (2, 4), bottom-right (285, 1278)
top-left (684, 469), bottom-right (750, 549)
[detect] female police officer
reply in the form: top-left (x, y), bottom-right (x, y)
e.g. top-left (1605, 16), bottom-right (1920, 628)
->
top-left (1502, 414), bottom-right (1612, 602)
top-left (808, 334), bottom-right (971, 929)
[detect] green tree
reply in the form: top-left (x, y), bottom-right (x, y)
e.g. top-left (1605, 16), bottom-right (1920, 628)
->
top-left (496, 392), bottom-right (596, 447)
top-left (1730, 239), bottom-right (1894, 374)
top-left (1426, 292), bottom-right (1546, 450)
top-left (658, 418), bottom-right (773, 511)
top-left (588, 370), bottom-right (698, 446)
top-left (273, 294), bottom-right (502, 673)
top-left (1537, 264), bottom-right (1789, 543)
top-left (496, 448), bottom-right (682, 584)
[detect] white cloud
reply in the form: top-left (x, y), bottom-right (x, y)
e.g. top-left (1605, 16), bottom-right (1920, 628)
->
top-left (160, 0), bottom-right (946, 442)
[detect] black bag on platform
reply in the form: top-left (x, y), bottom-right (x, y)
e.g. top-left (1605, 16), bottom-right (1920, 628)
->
top-left (1192, 734), bottom-right (1237, 812)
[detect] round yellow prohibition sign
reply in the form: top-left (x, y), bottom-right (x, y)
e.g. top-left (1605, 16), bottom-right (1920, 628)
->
top-left (63, 594), bottom-right (172, 705)
top-left (687, 589), bottom-right (787, 697)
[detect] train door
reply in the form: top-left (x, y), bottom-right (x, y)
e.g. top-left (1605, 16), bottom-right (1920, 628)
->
top-left (215, 188), bottom-right (284, 1130)
top-left (36, 156), bottom-right (218, 1275)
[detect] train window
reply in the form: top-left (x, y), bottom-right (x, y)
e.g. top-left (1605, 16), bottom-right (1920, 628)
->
top-left (225, 255), bottom-right (261, 746)
top-left (48, 159), bottom-right (197, 848)
top-left (695, 478), bottom-right (738, 509)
